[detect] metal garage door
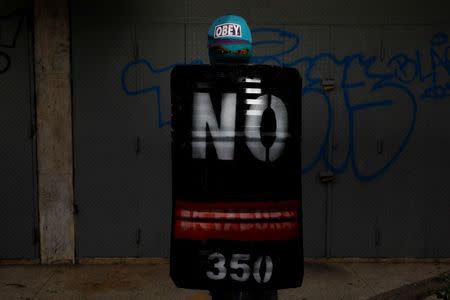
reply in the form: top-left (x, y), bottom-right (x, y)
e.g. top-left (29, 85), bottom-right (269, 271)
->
top-left (71, 1), bottom-right (450, 258)
top-left (72, 16), bottom-right (140, 257)
top-left (72, 19), bottom-right (333, 258)
top-left (329, 26), bottom-right (450, 257)
top-left (0, 8), bottom-right (38, 259)
top-left (72, 11), bottom-right (184, 257)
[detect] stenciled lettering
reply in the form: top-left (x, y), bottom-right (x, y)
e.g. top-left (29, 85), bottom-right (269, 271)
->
top-left (192, 92), bottom-right (237, 160)
top-left (191, 93), bottom-right (289, 161)
top-left (206, 253), bottom-right (273, 283)
top-left (245, 95), bottom-right (289, 162)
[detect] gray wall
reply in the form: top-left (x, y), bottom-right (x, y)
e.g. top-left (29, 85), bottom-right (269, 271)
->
top-left (71, 0), bottom-right (450, 258)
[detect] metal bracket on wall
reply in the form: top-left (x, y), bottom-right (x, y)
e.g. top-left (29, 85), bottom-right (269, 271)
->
top-left (377, 138), bottom-right (383, 155)
top-left (319, 170), bottom-right (335, 183)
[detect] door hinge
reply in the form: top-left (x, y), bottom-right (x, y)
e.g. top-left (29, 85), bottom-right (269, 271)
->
top-left (30, 119), bottom-right (36, 139)
top-left (379, 40), bottom-right (385, 62)
top-left (33, 227), bottom-right (39, 244)
top-left (133, 41), bottom-right (139, 60)
top-left (375, 229), bottom-right (381, 246)
top-left (377, 138), bottom-right (383, 155)
top-left (136, 136), bottom-right (141, 154)
top-left (136, 228), bottom-right (142, 245)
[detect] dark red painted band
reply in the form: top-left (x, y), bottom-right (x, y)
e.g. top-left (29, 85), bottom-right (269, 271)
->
top-left (176, 209), bottom-right (297, 220)
top-left (173, 200), bottom-right (300, 241)
top-left (174, 220), bottom-right (299, 241)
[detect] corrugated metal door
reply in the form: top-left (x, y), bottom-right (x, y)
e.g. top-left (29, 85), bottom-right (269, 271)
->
top-left (0, 10), bottom-right (38, 259)
top-left (329, 26), bottom-right (385, 257)
top-left (135, 21), bottom-right (184, 257)
top-left (329, 26), bottom-right (450, 257)
top-left (379, 26), bottom-right (450, 257)
top-left (71, 3), bottom-right (450, 258)
top-left (284, 25), bottom-right (331, 257)
top-left (72, 16), bottom-right (141, 257)
top-left (372, 26), bottom-right (429, 257)
top-left (73, 14), bottom-right (185, 257)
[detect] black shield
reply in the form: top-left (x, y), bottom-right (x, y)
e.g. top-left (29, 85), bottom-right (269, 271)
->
top-left (170, 64), bottom-right (303, 290)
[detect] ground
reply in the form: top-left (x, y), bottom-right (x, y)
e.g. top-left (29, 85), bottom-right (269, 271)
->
top-left (1, 260), bottom-right (449, 299)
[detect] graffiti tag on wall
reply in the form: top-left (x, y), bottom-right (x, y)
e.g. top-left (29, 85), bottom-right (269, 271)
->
top-left (121, 28), bottom-right (450, 181)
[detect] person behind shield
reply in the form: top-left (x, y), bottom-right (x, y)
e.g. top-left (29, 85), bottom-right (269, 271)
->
top-left (206, 14), bottom-right (279, 300)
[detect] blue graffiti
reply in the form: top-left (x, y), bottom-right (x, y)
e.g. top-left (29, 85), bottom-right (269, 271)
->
top-left (387, 32), bottom-right (450, 100)
top-left (0, 9), bottom-right (27, 74)
top-left (121, 29), bottom-right (450, 181)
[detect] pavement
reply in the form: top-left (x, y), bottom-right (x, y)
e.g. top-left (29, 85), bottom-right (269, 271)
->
top-left (0, 260), bottom-right (449, 300)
